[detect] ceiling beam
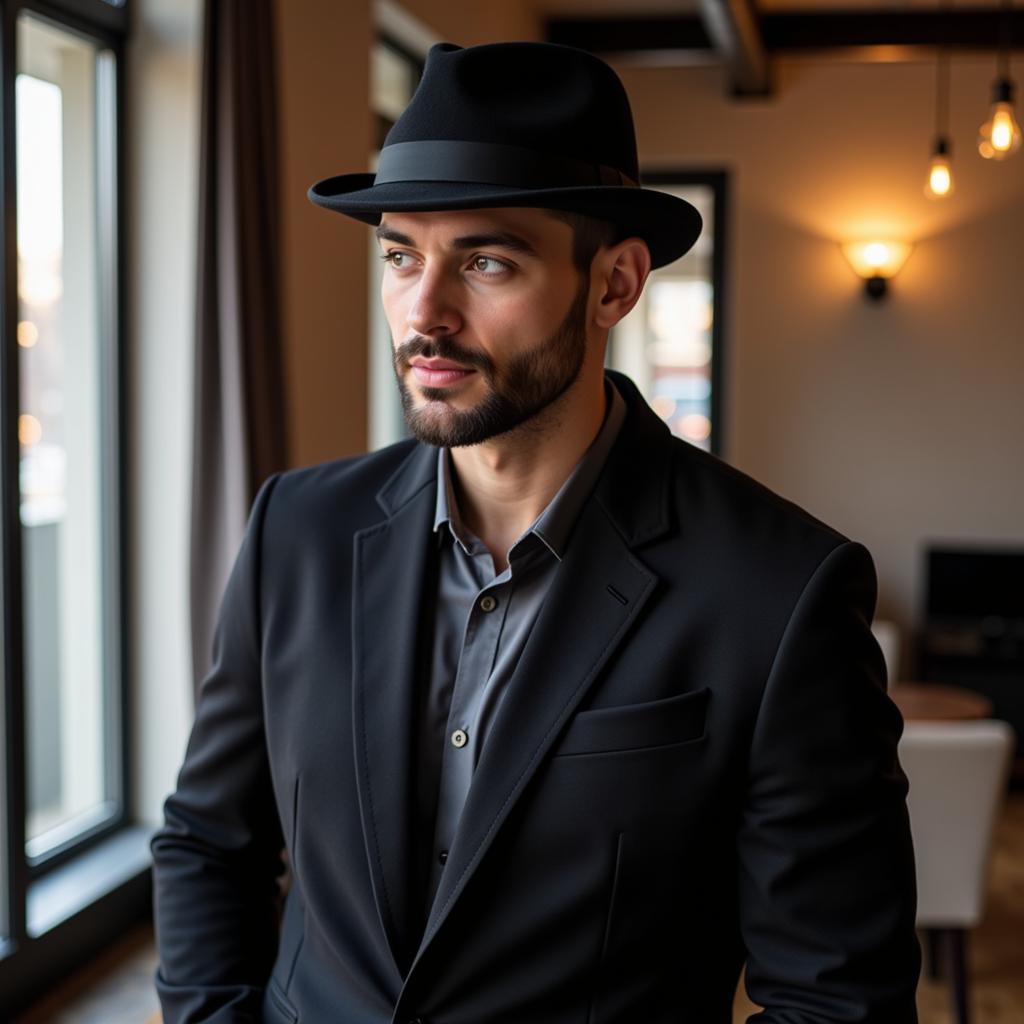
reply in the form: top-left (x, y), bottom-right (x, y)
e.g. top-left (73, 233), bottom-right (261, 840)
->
top-left (547, 9), bottom-right (1024, 58)
top-left (546, 15), bottom-right (711, 55)
top-left (698, 0), bottom-right (770, 94)
top-left (765, 10), bottom-right (1024, 51)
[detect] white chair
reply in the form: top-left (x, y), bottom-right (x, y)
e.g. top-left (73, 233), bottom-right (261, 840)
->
top-left (870, 618), bottom-right (901, 690)
top-left (898, 719), bottom-right (1015, 1024)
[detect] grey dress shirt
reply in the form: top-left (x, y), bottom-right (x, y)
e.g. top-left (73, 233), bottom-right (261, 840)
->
top-left (417, 378), bottom-right (626, 917)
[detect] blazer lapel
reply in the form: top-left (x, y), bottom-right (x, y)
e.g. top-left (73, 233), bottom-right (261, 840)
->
top-left (351, 443), bottom-right (437, 977)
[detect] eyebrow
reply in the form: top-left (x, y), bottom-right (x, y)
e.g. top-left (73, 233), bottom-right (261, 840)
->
top-left (374, 224), bottom-right (539, 258)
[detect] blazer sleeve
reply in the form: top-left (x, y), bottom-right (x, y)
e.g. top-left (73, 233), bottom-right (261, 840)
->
top-left (151, 471), bottom-right (286, 1024)
top-left (737, 540), bottom-right (921, 1022)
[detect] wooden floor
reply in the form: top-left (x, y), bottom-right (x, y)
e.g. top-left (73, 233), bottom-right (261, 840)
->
top-left (16, 794), bottom-right (1024, 1023)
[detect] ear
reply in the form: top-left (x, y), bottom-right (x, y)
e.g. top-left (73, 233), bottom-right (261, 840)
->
top-left (592, 237), bottom-right (652, 330)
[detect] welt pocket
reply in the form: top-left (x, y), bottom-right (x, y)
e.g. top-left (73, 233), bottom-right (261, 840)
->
top-left (554, 687), bottom-right (710, 758)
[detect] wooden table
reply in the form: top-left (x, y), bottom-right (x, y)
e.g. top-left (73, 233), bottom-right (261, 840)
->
top-left (890, 682), bottom-right (994, 722)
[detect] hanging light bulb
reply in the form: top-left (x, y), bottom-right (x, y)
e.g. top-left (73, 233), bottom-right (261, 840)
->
top-left (925, 36), bottom-right (954, 198)
top-left (926, 138), bottom-right (955, 197)
top-left (979, 0), bottom-right (1022, 159)
top-left (978, 78), bottom-right (1022, 158)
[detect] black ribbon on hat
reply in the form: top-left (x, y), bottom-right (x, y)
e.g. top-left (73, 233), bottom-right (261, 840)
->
top-left (375, 140), bottom-right (639, 189)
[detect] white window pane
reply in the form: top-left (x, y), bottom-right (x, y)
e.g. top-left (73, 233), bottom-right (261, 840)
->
top-left (610, 184), bottom-right (717, 451)
top-left (17, 14), bottom-right (117, 856)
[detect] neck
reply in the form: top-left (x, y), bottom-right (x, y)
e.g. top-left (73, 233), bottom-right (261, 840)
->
top-left (448, 367), bottom-right (607, 571)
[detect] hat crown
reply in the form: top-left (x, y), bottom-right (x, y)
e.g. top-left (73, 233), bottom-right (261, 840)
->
top-left (384, 42), bottom-right (640, 183)
top-left (308, 40), bottom-right (703, 269)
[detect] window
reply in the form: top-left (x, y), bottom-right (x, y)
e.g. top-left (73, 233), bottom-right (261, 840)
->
top-left (368, 32), bottom-right (425, 450)
top-left (372, 34), bottom-right (423, 151)
top-left (18, 10), bottom-right (121, 866)
top-left (1, 0), bottom-right (139, 1014)
top-left (608, 172), bottom-right (728, 455)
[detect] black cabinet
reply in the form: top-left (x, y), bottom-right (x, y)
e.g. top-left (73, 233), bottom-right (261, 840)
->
top-left (917, 547), bottom-right (1024, 784)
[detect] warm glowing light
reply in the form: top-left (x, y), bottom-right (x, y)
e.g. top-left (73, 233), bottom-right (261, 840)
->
top-left (841, 240), bottom-right (913, 280)
top-left (17, 319), bottom-right (39, 347)
top-left (19, 413), bottom-right (42, 446)
top-left (841, 240), bottom-right (913, 300)
top-left (992, 109), bottom-right (1015, 149)
top-left (978, 82), bottom-right (1022, 160)
top-left (925, 139), bottom-right (954, 199)
top-left (865, 243), bottom-right (891, 268)
top-left (927, 161), bottom-right (952, 197)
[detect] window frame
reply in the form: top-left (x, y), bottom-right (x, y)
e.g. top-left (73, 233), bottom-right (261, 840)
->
top-left (368, 31), bottom-right (425, 450)
top-left (635, 169), bottom-right (730, 457)
top-left (374, 32), bottom-right (424, 151)
top-left (0, 0), bottom-right (142, 1014)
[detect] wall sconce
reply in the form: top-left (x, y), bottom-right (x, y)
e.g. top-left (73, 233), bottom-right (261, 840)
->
top-left (841, 240), bottom-right (913, 301)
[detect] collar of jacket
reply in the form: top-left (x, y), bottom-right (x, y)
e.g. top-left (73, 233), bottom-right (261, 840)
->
top-left (371, 368), bottom-right (675, 551)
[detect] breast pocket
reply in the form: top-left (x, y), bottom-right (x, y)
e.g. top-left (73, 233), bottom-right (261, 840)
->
top-left (553, 686), bottom-right (710, 758)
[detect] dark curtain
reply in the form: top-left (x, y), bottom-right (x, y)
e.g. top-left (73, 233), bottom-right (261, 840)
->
top-left (190, 0), bottom-right (289, 700)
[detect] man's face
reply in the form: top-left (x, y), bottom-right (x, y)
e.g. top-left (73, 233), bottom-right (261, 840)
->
top-left (376, 207), bottom-right (590, 447)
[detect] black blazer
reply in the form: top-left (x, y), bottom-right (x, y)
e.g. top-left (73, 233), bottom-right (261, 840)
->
top-left (152, 371), bottom-right (920, 1023)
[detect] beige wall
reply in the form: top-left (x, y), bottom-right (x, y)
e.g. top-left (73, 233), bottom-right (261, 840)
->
top-left (399, 0), bottom-right (539, 45)
top-left (276, 0), bottom-right (374, 464)
top-left (618, 55), bottom-right (1024, 662)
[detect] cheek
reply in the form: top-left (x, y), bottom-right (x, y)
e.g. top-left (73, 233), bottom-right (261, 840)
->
top-left (470, 289), bottom-right (558, 342)
top-left (380, 280), bottom-right (409, 338)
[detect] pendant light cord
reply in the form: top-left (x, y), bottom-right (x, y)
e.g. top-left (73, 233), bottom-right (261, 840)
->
top-left (936, 45), bottom-right (950, 138)
top-left (998, 0), bottom-right (1013, 80)
top-left (936, 0), bottom-right (952, 139)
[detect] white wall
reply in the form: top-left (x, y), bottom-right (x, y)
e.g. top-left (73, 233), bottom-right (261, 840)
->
top-left (127, 0), bottom-right (203, 825)
top-left (618, 55), bottom-right (1024, 672)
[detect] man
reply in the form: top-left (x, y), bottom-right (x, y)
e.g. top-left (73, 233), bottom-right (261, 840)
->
top-left (152, 40), bottom-right (921, 1023)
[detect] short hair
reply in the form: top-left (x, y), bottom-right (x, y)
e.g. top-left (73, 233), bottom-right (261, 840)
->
top-left (545, 209), bottom-right (623, 274)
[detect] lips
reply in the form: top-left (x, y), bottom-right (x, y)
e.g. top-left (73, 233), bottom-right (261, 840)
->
top-left (409, 357), bottom-right (475, 388)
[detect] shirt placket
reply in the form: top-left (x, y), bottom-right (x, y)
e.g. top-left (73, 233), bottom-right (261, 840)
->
top-left (428, 556), bottom-right (513, 898)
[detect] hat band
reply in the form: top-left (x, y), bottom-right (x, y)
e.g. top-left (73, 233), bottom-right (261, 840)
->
top-left (375, 140), bottom-right (639, 190)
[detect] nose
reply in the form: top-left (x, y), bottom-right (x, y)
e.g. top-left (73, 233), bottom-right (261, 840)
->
top-left (405, 265), bottom-right (463, 338)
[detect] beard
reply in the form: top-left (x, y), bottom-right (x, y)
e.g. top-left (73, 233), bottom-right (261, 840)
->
top-left (392, 277), bottom-right (590, 448)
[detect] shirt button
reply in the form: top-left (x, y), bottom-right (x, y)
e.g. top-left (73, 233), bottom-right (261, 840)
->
top-left (479, 594), bottom-right (498, 612)
top-left (438, 850), bottom-right (448, 865)
top-left (451, 728), bottom-right (468, 748)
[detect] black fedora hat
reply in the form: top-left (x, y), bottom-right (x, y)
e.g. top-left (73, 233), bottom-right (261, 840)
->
top-left (308, 41), bottom-right (702, 269)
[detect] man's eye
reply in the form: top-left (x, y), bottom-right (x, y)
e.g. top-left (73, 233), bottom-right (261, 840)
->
top-left (471, 256), bottom-right (508, 276)
top-left (382, 250), bottom-right (411, 268)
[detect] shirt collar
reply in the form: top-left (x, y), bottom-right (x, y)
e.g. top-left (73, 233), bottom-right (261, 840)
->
top-left (432, 376), bottom-right (627, 562)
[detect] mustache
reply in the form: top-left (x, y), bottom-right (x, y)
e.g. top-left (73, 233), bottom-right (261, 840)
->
top-left (394, 334), bottom-right (494, 374)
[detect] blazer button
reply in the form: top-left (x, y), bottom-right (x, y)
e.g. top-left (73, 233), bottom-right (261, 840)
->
top-left (451, 728), bottom-right (468, 748)
top-left (479, 594), bottom-right (497, 612)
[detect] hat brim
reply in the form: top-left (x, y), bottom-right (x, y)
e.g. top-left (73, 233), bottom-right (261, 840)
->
top-left (308, 173), bottom-right (702, 269)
